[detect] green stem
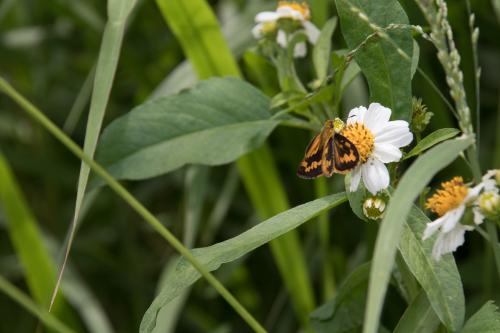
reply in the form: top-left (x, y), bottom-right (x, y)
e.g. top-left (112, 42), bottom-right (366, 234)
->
top-left (486, 223), bottom-right (500, 280)
top-left (0, 77), bottom-right (267, 333)
top-left (0, 275), bottom-right (76, 333)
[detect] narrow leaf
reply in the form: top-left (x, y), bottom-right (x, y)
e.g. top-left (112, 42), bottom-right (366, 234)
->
top-left (404, 128), bottom-right (461, 159)
top-left (335, 0), bottom-right (414, 120)
top-left (393, 291), bottom-right (440, 333)
top-left (363, 136), bottom-right (474, 333)
top-left (95, 77), bottom-right (278, 182)
top-left (140, 193), bottom-right (347, 333)
top-left (313, 17), bottom-right (338, 82)
top-left (461, 301), bottom-right (500, 333)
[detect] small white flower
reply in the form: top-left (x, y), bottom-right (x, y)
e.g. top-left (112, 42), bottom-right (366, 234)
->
top-left (341, 103), bottom-right (413, 195)
top-left (252, 1), bottom-right (320, 58)
top-left (423, 173), bottom-right (499, 261)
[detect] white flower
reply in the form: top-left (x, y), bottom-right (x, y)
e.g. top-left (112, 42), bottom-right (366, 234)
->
top-left (252, 2), bottom-right (320, 58)
top-left (423, 172), bottom-right (499, 261)
top-left (342, 103), bottom-right (413, 195)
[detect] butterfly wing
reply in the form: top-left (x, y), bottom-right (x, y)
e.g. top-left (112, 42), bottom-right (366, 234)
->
top-left (333, 133), bottom-right (360, 174)
top-left (321, 135), bottom-right (335, 177)
top-left (297, 133), bottom-right (324, 179)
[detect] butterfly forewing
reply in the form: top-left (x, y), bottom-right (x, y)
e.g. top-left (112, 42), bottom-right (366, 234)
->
top-left (296, 133), bottom-right (325, 179)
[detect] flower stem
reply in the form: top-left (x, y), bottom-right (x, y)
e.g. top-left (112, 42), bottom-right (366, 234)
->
top-left (0, 77), bottom-right (267, 333)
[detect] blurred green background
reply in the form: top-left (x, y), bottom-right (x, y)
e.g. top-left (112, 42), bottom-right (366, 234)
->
top-left (0, 0), bottom-right (499, 332)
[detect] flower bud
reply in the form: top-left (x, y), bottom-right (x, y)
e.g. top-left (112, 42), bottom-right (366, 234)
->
top-left (478, 191), bottom-right (500, 220)
top-left (363, 196), bottom-right (386, 221)
top-left (411, 97), bottom-right (433, 134)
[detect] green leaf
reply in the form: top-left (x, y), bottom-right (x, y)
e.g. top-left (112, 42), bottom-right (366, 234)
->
top-left (155, 0), bottom-right (241, 79)
top-left (335, 0), bottom-right (414, 120)
top-left (393, 291), bottom-right (440, 333)
top-left (363, 136), bottom-right (474, 333)
top-left (95, 77), bottom-right (278, 182)
top-left (411, 40), bottom-right (419, 79)
top-left (399, 207), bottom-right (465, 331)
top-left (140, 193), bottom-right (347, 333)
top-left (310, 263), bottom-right (370, 332)
top-left (461, 301), bottom-right (500, 333)
top-left (404, 128), bottom-right (461, 160)
top-left (313, 17), bottom-right (338, 82)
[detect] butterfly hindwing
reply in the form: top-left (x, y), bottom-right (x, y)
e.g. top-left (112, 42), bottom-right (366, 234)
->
top-left (332, 133), bottom-right (360, 173)
top-left (321, 136), bottom-right (335, 177)
top-left (297, 133), bottom-right (325, 179)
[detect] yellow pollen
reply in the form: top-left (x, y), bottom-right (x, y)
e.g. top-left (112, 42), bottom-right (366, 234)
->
top-left (426, 176), bottom-right (469, 216)
top-left (341, 123), bottom-right (374, 162)
top-left (278, 1), bottom-right (310, 20)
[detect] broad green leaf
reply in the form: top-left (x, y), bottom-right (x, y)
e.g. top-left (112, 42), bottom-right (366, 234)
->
top-left (95, 77), bottom-right (278, 182)
top-left (0, 275), bottom-right (76, 333)
top-left (393, 290), bottom-right (440, 333)
top-left (310, 263), bottom-right (370, 332)
top-left (364, 136), bottom-right (474, 333)
top-left (404, 128), bottom-right (461, 160)
top-left (461, 301), bottom-right (500, 333)
top-left (140, 193), bottom-right (347, 333)
top-left (313, 17), bottom-right (338, 82)
top-left (335, 0), bottom-right (414, 120)
top-left (0, 154), bottom-right (78, 329)
top-left (155, 0), bottom-right (241, 79)
top-left (399, 207), bottom-right (464, 331)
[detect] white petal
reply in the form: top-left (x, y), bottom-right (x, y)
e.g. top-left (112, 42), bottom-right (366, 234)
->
top-left (482, 169), bottom-right (498, 181)
top-left (432, 224), bottom-right (472, 261)
top-left (364, 103), bottom-right (391, 133)
top-left (349, 167), bottom-right (362, 192)
top-left (293, 42), bottom-right (307, 57)
top-left (256, 11), bottom-right (280, 23)
top-left (374, 121), bottom-right (413, 147)
top-left (473, 206), bottom-right (485, 225)
top-left (361, 159), bottom-right (390, 195)
top-left (423, 214), bottom-right (447, 240)
top-left (440, 205), bottom-right (465, 233)
top-left (276, 6), bottom-right (304, 20)
top-left (372, 143), bottom-right (402, 163)
top-left (302, 21), bottom-right (320, 44)
top-left (252, 23), bottom-right (263, 39)
top-left (276, 30), bottom-right (287, 47)
top-left (466, 183), bottom-right (483, 201)
top-left (347, 106), bottom-right (367, 125)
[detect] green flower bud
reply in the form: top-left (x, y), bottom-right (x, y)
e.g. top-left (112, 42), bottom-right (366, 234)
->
top-left (478, 191), bottom-right (500, 220)
top-left (411, 97), bottom-right (433, 134)
top-left (363, 196), bottom-right (386, 221)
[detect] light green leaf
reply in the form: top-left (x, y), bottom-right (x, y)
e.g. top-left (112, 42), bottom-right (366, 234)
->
top-left (335, 0), bottom-right (414, 120)
top-left (411, 40), bottom-right (419, 79)
top-left (310, 263), bottom-right (370, 332)
top-left (95, 77), bottom-right (278, 182)
top-left (313, 17), bottom-right (338, 82)
top-left (404, 128), bottom-right (461, 160)
top-left (155, 0), bottom-right (241, 79)
top-left (393, 290), bottom-right (440, 333)
top-left (363, 136), bottom-right (474, 333)
top-left (140, 193), bottom-right (347, 333)
top-left (399, 207), bottom-right (464, 331)
top-left (461, 301), bottom-right (500, 333)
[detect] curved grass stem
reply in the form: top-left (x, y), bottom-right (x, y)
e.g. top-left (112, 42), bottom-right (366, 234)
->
top-left (0, 76), bottom-right (267, 333)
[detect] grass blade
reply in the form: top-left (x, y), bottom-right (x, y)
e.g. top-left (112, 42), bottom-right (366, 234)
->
top-left (363, 136), bottom-right (474, 333)
top-left (404, 128), bottom-right (460, 160)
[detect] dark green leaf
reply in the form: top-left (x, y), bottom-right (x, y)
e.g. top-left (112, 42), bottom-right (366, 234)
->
top-left (461, 301), bottom-right (500, 333)
top-left (404, 128), bottom-right (461, 160)
top-left (393, 291), bottom-right (440, 333)
top-left (313, 17), bottom-right (338, 82)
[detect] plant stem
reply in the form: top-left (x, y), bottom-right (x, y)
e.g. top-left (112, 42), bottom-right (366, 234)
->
top-left (0, 77), bottom-right (267, 333)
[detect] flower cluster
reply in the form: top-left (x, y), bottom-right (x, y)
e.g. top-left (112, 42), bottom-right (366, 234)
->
top-left (252, 1), bottom-right (320, 57)
top-left (423, 170), bottom-right (500, 260)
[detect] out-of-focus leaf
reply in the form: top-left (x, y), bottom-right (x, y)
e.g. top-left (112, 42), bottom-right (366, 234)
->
top-left (310, 263), bottom-right (370, 332)
top-left (392, 290), bottom-right (440, 333)
top-left (95, 78), bottom-right (277, 182)
top-left (399, 207), bottom-right (464, 332)
top-left (461, 301), bottom-right (500, 333)
top-left (404, 128), bottom-right (460, 159)
top-left (140, 193), bottom-right (347, 333)
top-left (364, 136), bottom-right (473, 333)
top-left (411, 40), bottom-right (419, 79)
top-left (335, 0), bottom-right (414, 120)
top-left (313, 17), bottom-right (338, 82)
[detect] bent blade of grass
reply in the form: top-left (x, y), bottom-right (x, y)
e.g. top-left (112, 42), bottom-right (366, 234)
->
top-left (0, 77), bottom-right (266, 333)
top-left (404, 128), bottom-right (460, 160)
top-left (51, 0), bottom-right (138, 312)
top-left (156, 0), bottom-right (315, 326)
top-left (363, 136), bottom-right (474, 333)
top-left (0, 275), bottom-right (77, 333)
top-left (140, 193), bottom-right (347, 333)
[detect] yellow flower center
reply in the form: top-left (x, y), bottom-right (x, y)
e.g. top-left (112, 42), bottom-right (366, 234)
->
top-left (341, 123), bottom-right (375, 163)
top-left (426, 176), bottom-right (469, 216)
top-left (278, 1), bottom-right (310, 20)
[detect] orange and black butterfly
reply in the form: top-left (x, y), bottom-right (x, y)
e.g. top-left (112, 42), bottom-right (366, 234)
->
top-left (297, 119), bottom-right (360, 179)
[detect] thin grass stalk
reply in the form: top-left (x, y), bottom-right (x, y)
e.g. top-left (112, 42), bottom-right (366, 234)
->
top-left (0, 77), bottom-right (267, 333)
